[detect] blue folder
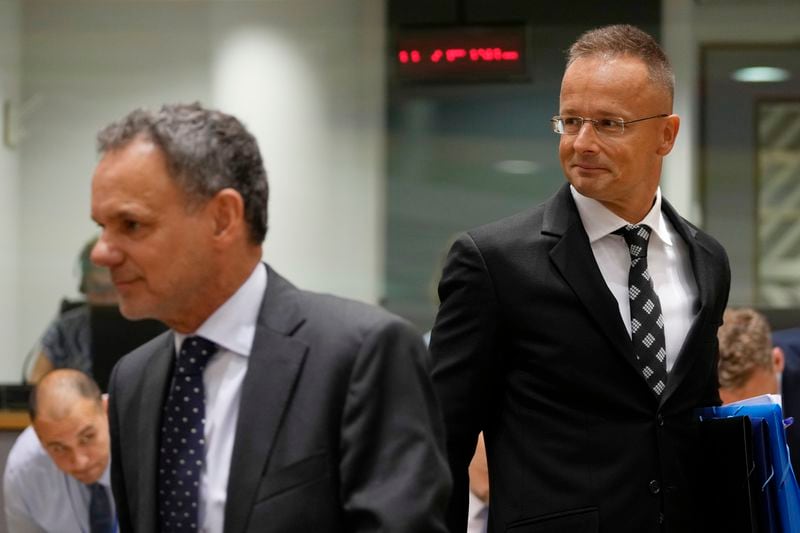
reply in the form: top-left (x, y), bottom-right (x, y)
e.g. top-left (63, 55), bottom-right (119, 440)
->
top-left (698, 398), bottom-right (800, 532)
top-left (751, 416), bottom-right (780, 533)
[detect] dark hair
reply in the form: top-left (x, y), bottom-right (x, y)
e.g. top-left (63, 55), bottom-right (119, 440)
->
top-left (96, 102), bottom-right (269, 244)
top-left (29, 370), bottom-right (102, 421)
top-left (567, 24), bottom-right (674, 99)
top-left (78, 236), bottom-right (98, 294)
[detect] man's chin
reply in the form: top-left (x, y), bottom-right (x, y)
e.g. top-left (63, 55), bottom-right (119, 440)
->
top-left (117, 300), bottom-right (151, 321)
top-left (569, 168), bottom-right (610, 184)
top-left (72, 469), bottom-right (102, 485)
top-left (568, 177), bottom-right (603, 198)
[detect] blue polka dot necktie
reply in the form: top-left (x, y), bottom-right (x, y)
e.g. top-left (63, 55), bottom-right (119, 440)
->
top-left (88, 483), bottom-right (113, 533)
top-left (158, 336), bottom-right (216, 532)
top-left (616, 224), bottom-right (668, 397)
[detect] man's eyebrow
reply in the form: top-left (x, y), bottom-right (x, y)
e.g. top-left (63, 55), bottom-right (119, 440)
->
top-left (77, 424), bottom-right (95, 436)
top-left (102, 206), bottom-right (152, 221)
top-left (558, 108), bottom-right (625, 117)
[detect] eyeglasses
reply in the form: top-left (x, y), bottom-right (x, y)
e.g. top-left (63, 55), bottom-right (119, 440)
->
top-left (550, 114), bottom-right (668, 137)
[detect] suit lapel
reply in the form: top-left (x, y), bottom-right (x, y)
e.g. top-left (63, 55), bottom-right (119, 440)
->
top-left (224, 267), bottom-right (309, 533)
top-left (660, 200), bottom-right (716, 404)
top-left (136, 332), bottom-right (175, 533)
top-left (545, 185), bottom-right (639, 377)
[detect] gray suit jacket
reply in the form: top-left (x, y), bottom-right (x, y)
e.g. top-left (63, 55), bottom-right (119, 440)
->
top-left (109, 265), bottom-right (451, 533)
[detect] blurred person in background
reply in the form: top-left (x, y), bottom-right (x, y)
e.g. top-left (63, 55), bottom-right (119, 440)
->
top-left (719, 307), bottom-right (800, 476)
top-left (27, 237), bottom-right (118, 384)
top-left (467, 433), bottom-right (489, 533)
top-left (717, 307), bottom-right (784, 404)
top-left (4, 369), bottom-right (115, 533)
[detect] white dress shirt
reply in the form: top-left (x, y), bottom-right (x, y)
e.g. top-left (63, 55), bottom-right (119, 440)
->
top-left (173, 263), bottom-right (267, 533)
top-left (466, 490), bottom-right (489, 533)
top-left (4, 426), bottom-right (116, 533)
top-left (570, 186), bottom-right (698, 372)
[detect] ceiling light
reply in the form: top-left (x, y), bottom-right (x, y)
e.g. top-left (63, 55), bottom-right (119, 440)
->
top-left (731, 66), bottom-right (791, 83)
top-left (494, 160), bottom-right (540, 175)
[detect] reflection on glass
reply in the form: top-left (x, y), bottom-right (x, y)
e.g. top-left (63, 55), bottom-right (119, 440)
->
top-left (757, 101), bottom-right (800, 305)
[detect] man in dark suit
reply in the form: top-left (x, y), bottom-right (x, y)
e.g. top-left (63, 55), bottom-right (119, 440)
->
top-left (430, 25), bottom-right (730, 533)
top-left (90, 103), bottom-right (450, 532)
top-left (770, 327), bottom-right (800, 475)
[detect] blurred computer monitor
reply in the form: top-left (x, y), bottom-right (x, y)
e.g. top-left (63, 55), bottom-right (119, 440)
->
top-left (90, 305), bottom-right (167, 392)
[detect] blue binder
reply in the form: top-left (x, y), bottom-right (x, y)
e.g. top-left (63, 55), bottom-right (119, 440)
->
top-left (698, 397), bottom-right (800, 532)
top-left (751, 416), bottom-right (780, 533)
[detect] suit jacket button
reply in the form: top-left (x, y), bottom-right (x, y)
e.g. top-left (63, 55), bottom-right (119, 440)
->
top-left (657, 413), bottom-right (664, 426)
top-left (649, 479), bottom-right (661, 494)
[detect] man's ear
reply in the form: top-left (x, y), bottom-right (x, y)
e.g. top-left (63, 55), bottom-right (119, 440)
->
top-left (773, 346), bottom-right (785, 374)
top-left (102, 394), bottom-right (109, 415)
top-left (656, 114), bottom-right (680, 156)
top-left (209, 188), bottom-right (246, 242)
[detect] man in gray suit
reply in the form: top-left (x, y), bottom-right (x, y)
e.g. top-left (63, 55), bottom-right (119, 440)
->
top-left (90, 103), bottom-right (450, 533)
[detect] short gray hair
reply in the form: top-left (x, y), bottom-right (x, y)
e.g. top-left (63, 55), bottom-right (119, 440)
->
top-left (97, 102), bottom-right (269, 244)
top-left (566, 24), bottom-right (674, 99)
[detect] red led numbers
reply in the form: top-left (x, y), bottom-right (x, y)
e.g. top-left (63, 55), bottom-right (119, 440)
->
top-left (397, 47), bottom-right (520, 65)
top-left (394, 25), bottom-right (528, 82)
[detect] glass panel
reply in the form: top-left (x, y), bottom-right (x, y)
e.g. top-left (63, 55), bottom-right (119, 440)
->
top-left (701, 44), bottom-right (800, 314)
top-left (757, 100), bottom-right (800, 305)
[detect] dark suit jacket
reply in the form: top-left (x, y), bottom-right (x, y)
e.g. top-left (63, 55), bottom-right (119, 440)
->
top-left (108, 265), bottom-right (451, 533)
top-left (430, 184), bottom-right (730, 533)
top-left (771, 328), bottom-right (800, 476)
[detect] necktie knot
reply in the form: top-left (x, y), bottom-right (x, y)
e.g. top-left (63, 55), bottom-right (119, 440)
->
top-left (176, 336), bottom-right (216, 376)
top-left (616, 224), bottom-right (652, 259)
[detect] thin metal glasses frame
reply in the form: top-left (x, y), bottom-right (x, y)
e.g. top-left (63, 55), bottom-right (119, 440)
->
top-left (550, 113), bottom-right (669, 136)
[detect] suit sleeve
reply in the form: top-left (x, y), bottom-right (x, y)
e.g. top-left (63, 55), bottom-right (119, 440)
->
top-left (429, 233), bottom-right (499, 533)
top-left (702, 243), bottom-right (732, 407)
top-left (338, 318), bottom-right (451, 533)
top-left (108, 362), bottom-right (134, 533)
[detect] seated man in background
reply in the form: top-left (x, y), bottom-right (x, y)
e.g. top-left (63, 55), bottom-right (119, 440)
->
top-left (717, 307), bottom-right (800, 475)
top-left (4, 369), bottom-right (115, 532)
top-left (27, 237), bottom-right (118, 383)
top-left (717, 307), bottom-right (784, 405)
top-left (771, 323), bottom-right (800, 477)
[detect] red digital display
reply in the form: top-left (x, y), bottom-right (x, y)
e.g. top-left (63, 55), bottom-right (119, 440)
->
top-left (398, 47), bottom-right (520, 64)
top-left (393, 25), bottom-right (528, 83)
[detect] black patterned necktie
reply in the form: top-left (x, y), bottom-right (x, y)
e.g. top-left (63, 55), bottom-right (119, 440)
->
top-left (88, 483), bottom-right (113, 533)
top-left (158, 336), bottom-right (216, 532)
top-left (616, 224), bottom-right (668, 396)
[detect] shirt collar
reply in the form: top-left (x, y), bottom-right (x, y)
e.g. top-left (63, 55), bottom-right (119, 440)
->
top-left (174, 263), bottom-right (268, 357)
top-left (99, 461), bottom-right (111, 488)
top-left (569, 185), bottom-right (673, 247)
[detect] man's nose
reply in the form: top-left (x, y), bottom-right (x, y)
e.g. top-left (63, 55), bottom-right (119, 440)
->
top-left (572, 120), bottom-right (601, 152)
top-left (91, 235), bottom-right (123, 267)
top-left (69, 450), bottom-right (90, 471)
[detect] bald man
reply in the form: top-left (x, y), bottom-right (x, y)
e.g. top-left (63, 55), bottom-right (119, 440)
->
top-left (3, 370), bottom-right (116, 533)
